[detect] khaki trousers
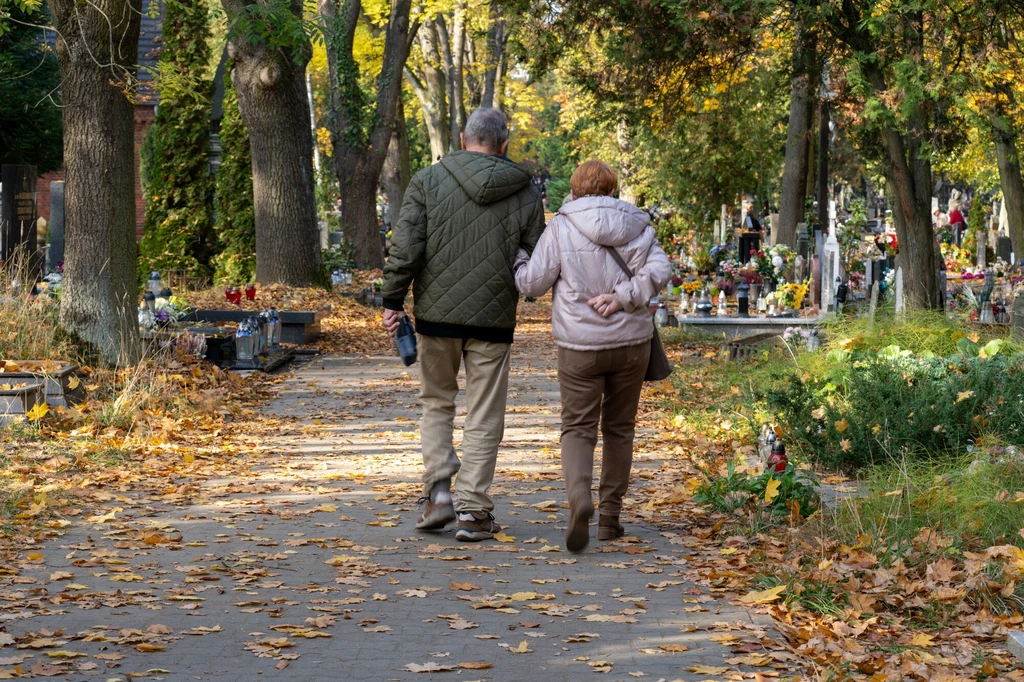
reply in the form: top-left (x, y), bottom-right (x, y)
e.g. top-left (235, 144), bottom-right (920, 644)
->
top-left (557, 343), bottom-right (649, 516)
top-left (419, 335), bottom-right (511, 513)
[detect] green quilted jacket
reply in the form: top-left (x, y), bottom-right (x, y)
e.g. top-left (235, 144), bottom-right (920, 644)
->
top-left (382, 151), bottom-right (546, 343)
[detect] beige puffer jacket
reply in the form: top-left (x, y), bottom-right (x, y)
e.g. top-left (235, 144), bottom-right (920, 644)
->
top-left (514, 195), bottom-right (671, 351)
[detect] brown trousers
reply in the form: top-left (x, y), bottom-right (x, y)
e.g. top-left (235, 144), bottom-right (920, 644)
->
top-left (557, 342), bottom-right (649, 516)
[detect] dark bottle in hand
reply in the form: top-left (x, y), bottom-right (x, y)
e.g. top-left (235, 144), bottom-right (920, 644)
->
top-left (396, 316), bottom-right (417, 366)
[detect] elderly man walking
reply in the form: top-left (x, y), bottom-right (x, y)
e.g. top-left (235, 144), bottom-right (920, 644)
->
top-left (381, 108), bottom-right (545, 541)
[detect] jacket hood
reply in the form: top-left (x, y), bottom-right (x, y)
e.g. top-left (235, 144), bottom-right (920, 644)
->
top-left (439, 150), bottom-right (534, 205)
top-left (560, 196), bottom-right (651, 247)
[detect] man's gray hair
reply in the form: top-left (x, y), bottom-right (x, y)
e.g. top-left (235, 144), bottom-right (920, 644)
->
top-left (464, 108), bottom-right (509, 151)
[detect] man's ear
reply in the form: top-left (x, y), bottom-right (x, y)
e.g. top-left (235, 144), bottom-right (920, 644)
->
top-left (499, 139), bottom-right (509, 156)
top-left (460, 132), bottom-right (466, 150)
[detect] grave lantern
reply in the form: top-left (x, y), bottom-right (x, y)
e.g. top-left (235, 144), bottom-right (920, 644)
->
top-left (835, 276), bottom-right (848, 310)
top-left (678, 291), bottom-right (690, 316)
top-left (654, 302), bottom-right (669, 328)
top-left (767, 440), bottom-right (788, 473)
top-left (143, 290), bottom-right (156, 313)
top-left (736, 283), bottom-right (750, 317)
top-left (234, 319), bottom-right (257, 368)
top-left (695, 286), bottom-right (713, 318)
top-left (147, 270), bottom-right (163, 295)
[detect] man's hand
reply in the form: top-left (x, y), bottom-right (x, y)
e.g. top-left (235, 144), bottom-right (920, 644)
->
top-left (382, 308), bottom-right (407, 336)
top-left (588, 294), bottom-right (622, 318)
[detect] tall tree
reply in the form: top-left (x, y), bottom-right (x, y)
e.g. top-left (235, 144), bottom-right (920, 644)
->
top-left (138, 0), bottom-right (216, 280)
top-left (405, 16), bottom-right (450, 161)
top-left (404, 1), bottom-right (510, 162)
top-left (47, 0), bottom-right (141, 363)
top-left (826, 0), bottom-right (943, 309)
top-left (0, 6), bottom-right (62, 173)
top-left (319, 0), bottom-right (415, 270)
top-left (221, 0), bottom-right (320, 285)
top-left (381, 94), bottom-right (411, 221)
top-left (775, 11), bottom-right (817, 248)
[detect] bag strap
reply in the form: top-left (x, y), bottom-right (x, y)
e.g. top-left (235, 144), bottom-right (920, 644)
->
top-left (603, 246), bottom-right (635, 279)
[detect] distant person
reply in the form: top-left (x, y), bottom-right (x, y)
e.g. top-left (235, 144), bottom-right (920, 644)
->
top-left (381, 108), bottom-right (545, 542)
top-left (949, 192), bottom-right (967, 246)
top-left (514, 160), bottom-right (670, 553)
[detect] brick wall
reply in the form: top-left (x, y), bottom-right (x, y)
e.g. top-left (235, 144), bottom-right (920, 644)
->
top-left (133, 104), bottom-right (155, 237)
top-left (35, 103), bottom-right (156, 240)
top-left (35, 169), bottom-right (64, 222)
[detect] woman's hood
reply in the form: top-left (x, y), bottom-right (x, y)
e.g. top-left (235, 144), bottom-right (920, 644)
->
top-left (559, 196), bottom-right (651, 247)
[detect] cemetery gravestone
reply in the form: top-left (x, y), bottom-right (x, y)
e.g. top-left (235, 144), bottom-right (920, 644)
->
top-left (998, 236), bottom-right (1012, 264)
top-left (0, 165), bottom-right (37, 262)
top-left (48, 181), bottom-right (64, 271)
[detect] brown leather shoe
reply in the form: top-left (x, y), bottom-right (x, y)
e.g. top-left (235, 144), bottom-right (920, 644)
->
top-left (415, 479), bottom-right (456, 531)
top-left (455, 511), bottom-right (501, 542)
top-left (565, 497), bottom-right (594, 553)
top-left (597, 515), bottom-right (624, 541)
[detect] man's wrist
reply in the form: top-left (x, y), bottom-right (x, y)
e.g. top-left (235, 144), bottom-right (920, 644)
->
top-left (382, 298), bottom-right (406, 312)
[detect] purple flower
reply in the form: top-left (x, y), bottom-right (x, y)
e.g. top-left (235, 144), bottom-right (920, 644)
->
top-left (155, 309), bottom-right (170, 323)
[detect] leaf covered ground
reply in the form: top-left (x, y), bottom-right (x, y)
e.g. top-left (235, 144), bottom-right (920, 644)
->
top-left (0, 296), bottom-right (1022, 680)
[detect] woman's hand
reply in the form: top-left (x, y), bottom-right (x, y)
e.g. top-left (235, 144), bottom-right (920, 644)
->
top-left (588, 294), bottom-right (622, 318)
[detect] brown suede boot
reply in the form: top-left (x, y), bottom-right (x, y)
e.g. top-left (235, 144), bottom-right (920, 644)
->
top-left (565, 496), bottom-right (594, 554)
top-left (597, 515), bottom-right (624, 541)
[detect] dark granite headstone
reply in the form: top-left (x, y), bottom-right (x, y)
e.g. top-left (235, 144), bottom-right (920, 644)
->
top-left (0, 165), bottom-right (37, 262)
top-left (998, 235), bottom-right (1012, 264)
top-left (48, 181), bottom-right (64, 272)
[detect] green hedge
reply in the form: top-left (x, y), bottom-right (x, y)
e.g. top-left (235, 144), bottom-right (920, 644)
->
top-left (138, 0), bottom-right (215, 282)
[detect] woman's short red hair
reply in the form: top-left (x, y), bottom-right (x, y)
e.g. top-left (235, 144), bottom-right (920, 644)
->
top-left (570, 160), bottom-right (618, 199)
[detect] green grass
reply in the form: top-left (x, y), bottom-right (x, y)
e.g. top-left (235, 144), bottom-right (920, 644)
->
top-left (821, 308), bottom-right (1022, 357)
top-left (833, 454), bottom-right (1024, 552)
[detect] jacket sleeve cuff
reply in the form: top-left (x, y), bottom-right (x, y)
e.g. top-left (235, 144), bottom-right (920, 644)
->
top-left (382, 298), bottom-right (406, 312)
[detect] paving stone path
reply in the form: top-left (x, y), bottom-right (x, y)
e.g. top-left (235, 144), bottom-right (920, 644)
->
top-left (2, 314), bottom-right (784, 681)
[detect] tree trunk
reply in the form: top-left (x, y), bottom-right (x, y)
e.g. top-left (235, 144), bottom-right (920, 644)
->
top-left (325, 0), bottom-right (415, 270)
top-left (617, 118), bottom-right (638, 204)
top-left (346, 161), bottom-right (385, 269)
top-left (50, 0), bottom-right (141, 365)
top-left (382, 96), bottom-right (411, 222)
top-left (990, 98), bottom-right (1024, 256)
top-left (407, 18), bottom-right (449, 161)
top-left (481, 1), bottom-right (505, 109)
top-left (224, 0), bottom-right (320, 285)
top-left (776, 21), bottom-right (816, 247)
top-left (437, 6), bottom-right (467, 149)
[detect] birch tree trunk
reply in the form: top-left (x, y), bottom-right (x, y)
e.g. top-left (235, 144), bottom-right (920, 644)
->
top-left (50, 0), bottom-right (141, 364)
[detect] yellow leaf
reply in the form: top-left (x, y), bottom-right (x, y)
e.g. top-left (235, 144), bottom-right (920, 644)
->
top-left (135, 644), bottom-right (166, 652)
top-left (26, 402), bottom-right (48, 421)
top-left (688, 666), bottom-right (729, 674)
top-left (494, 532), bottom-right (516, 543)
top-left (509, 640), bottom-right (532, 654)
top-left (910, 633), bottom-right (935, 647)
top-left (835, 417), bottom-right (848, 433)
top-left (45, 651), bottom-right (88, 659)
top-left (737, 584), bottom-right (786, 604)
top-left (956, 390), bottom-right (975, 403)
top-left (840, 439), bottom-right (851, 452)
top-left (764, 478), bottom-right (781, 504)
top-left (67, 376), bottom-right (80, 390)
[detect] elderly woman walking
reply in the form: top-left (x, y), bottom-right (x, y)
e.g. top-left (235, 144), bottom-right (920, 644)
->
top-left (514, 160), bottom-right (671, 553)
